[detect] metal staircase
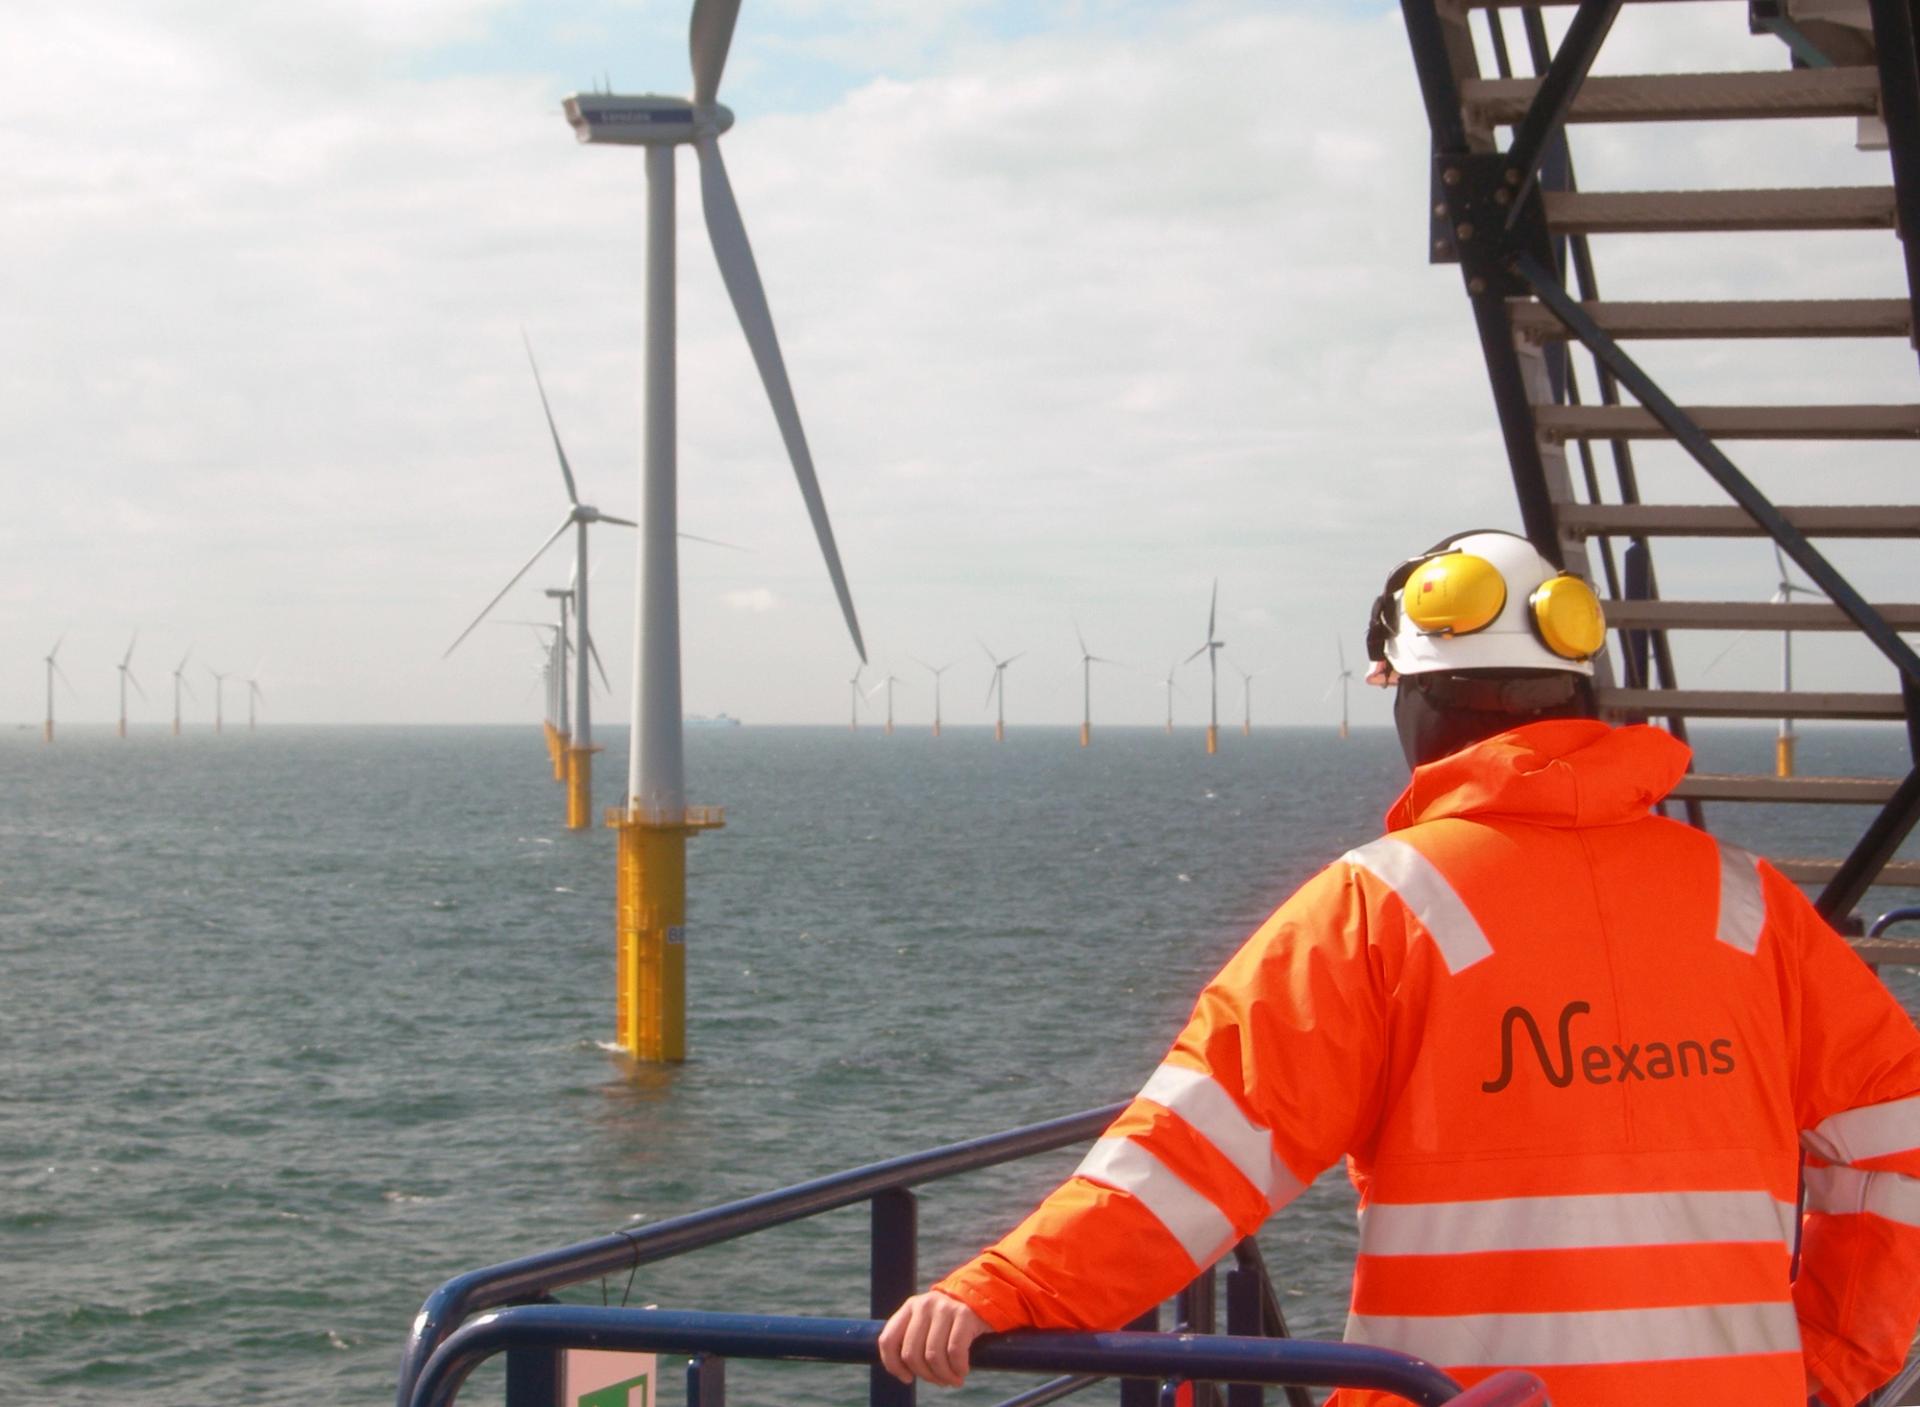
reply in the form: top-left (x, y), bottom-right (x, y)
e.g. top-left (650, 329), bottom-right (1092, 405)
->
top-left (1400, 0), bottom-right (1920, 952)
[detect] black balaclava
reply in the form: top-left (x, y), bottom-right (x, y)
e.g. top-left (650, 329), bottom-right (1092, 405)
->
top-left (1392, 669), bottom-right (1597, 770)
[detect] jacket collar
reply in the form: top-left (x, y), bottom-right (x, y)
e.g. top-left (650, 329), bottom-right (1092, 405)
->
top-left (1385, 719), bottom-right (1691, 832)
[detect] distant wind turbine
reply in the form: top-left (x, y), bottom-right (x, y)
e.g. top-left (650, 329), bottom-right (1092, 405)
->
top-left (43, 635), bottom-right (70, 744)
top-left (116, 632), bottom-right (146, 738)
top-left (1231, 659), bottom-right (1257, 736)
top-left (1160, 662), bottom-right (1180, 735)
top-left (171, 647), bottom-right (195, 737)
top-left (564, 0), bottom-right (867, 1062)
top-left (1185, 580), bottom-right (1226, 754)
top-left (866, 671), bottom-right (904, 736)
top-left (1771, 543), bottom-right (1822, 778)
top-left (246, 667), bottom-right (265, 733)
top-left (1330, 639), bottom-right (1355, 740)
top-left (849, 666), bottom-right (863, 731)
top-left (981, 641), bottom-right (1022, 743)
top-left (208, 666), bottom-right (228, 735)
top-left (1074, 623), bottom-right (1119, 748)
top-left (444, 337), bottom-right (639, 829)
top-left (915, 658), bottom-right (952, 737)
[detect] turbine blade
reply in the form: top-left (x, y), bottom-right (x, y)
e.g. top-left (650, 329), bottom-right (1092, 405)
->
top-left (696, 133), bottom-right (866, 663)
top-left (54, 660), bottom-right (77, 697)
top-left (49, 633), bottom-right (65, 662)
top-left (129, 670), bottom-right (148, 702)
top-left (523, 330), bottom-right (580, 506)
top-left (1006, 652), bottom-right (1025, 667)
top-left (1207, 579), bottom-right (1218, 640)
top-left (587, 629), bottom-right (611, 692)
top-left (1184, 643), bottom-right (1208, 664)
top-left (1337, 637), bottom-right (1347, 671)
top-left (689, 0), bottom-right (741, 108)
top-left (1074, 620), bottom-right (1088, 658)
top-left (978, 640), bottom-right (997, 666)
top-left (676, 529), bottom-right (747, 551)
top-left (985, 673), bottom-right (998, 707)
top-left (122, 630), bottom-right (139, 668)
top-left (601, 514), bottom-right (640, 528)
top-left (178, 646), bottom-right (194, 673)
top-left (444, 516), bottom-right (574, 658)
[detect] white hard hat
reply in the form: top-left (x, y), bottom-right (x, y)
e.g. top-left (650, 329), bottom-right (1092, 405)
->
top-left (1366, 529), bottom-right (1605, 678)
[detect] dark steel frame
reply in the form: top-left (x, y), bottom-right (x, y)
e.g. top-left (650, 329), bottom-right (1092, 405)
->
top-left (1399, 0), bottom-right (1920, 922)
top-left (403, 1305), bottom-right (1554, 1407)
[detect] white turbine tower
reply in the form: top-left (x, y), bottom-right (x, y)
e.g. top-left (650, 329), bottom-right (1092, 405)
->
top-left (915, 658), bottom-right (952, 738)
top-left (246, 670), bottom-right (265, 733)
top-left (171, 647), bottom-right (195, 737)
top-left (1160, 662), bottom-right (1180, 735)
top-left (1331, 639), bottom-right (1355, 740)
top-left (848, 666), bottom-right (863, 731)
top-left (1074, 623), bottom-right (1118, 748)
top-left (43, 635), bottom-right (70, 744)
top-left (1185, 580), bottom-right (1226, 754)
top-left (981, 641), bottom-right (1022, 743)
top-left (1771, 543), bottom-right (1822, 778)
top-left (116, 632), bottom-right (146, 739)
top-left (444, 338), bottom-right (637, 828)
top-left (866, 671), bottom-right (904, 736)
top-left (564, 0), bottom-right (867, 1063)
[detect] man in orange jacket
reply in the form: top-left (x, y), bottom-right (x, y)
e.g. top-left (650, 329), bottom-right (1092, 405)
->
top-left (879, 530), bottom-right (1920, 1406)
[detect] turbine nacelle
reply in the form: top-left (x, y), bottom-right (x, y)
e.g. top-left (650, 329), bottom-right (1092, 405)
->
top-left (563, 94), bottom-right (735, 147)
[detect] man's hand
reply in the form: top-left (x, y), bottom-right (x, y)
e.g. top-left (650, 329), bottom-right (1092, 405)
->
top-left (877, 1290), bottom-right (992, 1388)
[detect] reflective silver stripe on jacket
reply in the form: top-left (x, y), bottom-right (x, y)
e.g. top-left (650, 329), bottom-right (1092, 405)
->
top-left (1358, 1189), bottom-right (1796, 1257)
top-left (1716, 842), bottom-right (1766, 955)
top-left (1346, 1300), bottom-right (1801, 1367)
top-left (1804, 1163), bottom-right (1920, 1228)
top-left (1138, 1062), bottom-right (1306, 1213)
top-left (1342, 837), bottom-right (1492, 974)
top-left (1805, 1092), bottom-right (1920, 1165)
top-left (1074, 1137), bottom-right (1235, 1268)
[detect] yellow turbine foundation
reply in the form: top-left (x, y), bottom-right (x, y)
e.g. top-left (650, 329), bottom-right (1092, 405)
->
top-left (1339, 721), bottom-right (1350, 740)
top-left (1206, 724), bottom-right (1219, 755)
top-left (1080, 722), bottom-right (1090, 748)
top-left (44, 720), bottom-right (53, 744)
top-left (933, 721), bottom-right (941, 738)
top-left (543, 720), bottom-right (561, 771)
top-left (995, 720), bottom-right (1006, 743)
top-left (565, 747), bottom-right (600, 830)
top-left (611, 804), bottom-right (725, 1063)
top-left (1777, 733), bottom-right (1796, 779)
top-left (551, 729), bottom-right (571, 783)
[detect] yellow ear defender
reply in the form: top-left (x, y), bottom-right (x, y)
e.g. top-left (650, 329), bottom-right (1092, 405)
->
top-left (1529, 573), bottom-right (1606, 661)
top-left (1400, 553), bottom-right (1507, 638)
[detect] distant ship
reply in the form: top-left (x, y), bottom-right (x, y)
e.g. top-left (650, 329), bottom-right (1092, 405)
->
top-left (684, 713), bottom-right (741, 728)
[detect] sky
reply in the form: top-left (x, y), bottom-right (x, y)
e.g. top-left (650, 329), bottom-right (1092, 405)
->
top-left (3, 0), bottom-right (1914, 729)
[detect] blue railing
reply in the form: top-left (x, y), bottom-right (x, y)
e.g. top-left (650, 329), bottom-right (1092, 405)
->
top-left (402, 1306), bottom-right (1552, 1407)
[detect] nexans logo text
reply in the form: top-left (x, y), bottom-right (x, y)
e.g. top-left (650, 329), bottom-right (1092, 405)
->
top-left (1482, 1000), bottom-right (1735, 1094)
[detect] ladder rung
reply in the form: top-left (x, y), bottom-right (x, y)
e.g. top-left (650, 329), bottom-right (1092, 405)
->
top-left (1561, 504), bottom-right (1920, 536)
top-left (1604, 600), bottom-right (1920, 630)
top-left (1545, 187), bottom-right (1897, 233)
top-left (1465, 69), bottom-right (1882, 127)
top-left (1775, 858), bottom-right (1920, 886)
top-left (1671, 773), bottom-right (1901, 803)
top-left (1599, 687), bottom-right (1907, 719)
top-left (1536, 404), bottom-right (1920, 440)
top-left (1509, 297), bottom-right (1912, 341)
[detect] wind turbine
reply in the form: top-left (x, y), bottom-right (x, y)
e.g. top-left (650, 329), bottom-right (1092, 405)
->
top-left (1772, 543), bottom-right (1822, 778)
top-left (246, 667), bottom-right (265, 733)
top-left (564, 0), bottom-right (867, 1062)
top-left (1231, 659), bottom-right (1257, 737)
top-left (1074, 623), bottom-right (1118, 748)
top-left (1331, 639), bottom-right (1355, 740)
top-left (1160, 662), bottom-right (1180, 735)
top-left (915, 658), bottom-right (951, 737)
top-left (207, 666), bottom-right (228, 735)
top-left (981, 641), bottom-right (1022, 743)
top-left (848, 666), bottom-right (863, 731)
top-left (1184, 581), bottom-right (1226, 754)
top-left (116, 632), bottom-right (145, 738)
top-left (444, 338), bottom-right (638, 829)
top-left (866, 671), bottom-right (904, 736)
top-left (543, 587), bottom-right (577, 782)
top-left (42, 636), bottom-right (70, 744)
top-left (171, 647), bottom-right (195, 737)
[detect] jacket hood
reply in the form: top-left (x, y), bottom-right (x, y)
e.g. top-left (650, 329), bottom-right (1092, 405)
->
top-left (1385, 719), bottom-right (1691, 832)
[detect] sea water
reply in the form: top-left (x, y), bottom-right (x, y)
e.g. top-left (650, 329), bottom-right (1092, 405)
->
top-left (4, 723), bottom-right (1918, 1405)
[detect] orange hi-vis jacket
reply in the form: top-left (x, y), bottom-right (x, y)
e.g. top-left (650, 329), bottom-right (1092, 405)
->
top-left (935, 720), bottom-right (1920, 1406)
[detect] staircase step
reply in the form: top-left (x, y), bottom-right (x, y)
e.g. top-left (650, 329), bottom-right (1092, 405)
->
top-left (1560, 503), bottom-right (1920, 536)
top-left (1671, 773), bottom-right (1901, 803)
top-left (1604, 600), bottom-right (1920, 630)
top-left (1599, 687), bottom-right (1907, 719)
top-left (1775, 858), bottom-right (1920, 887)
top-left (1545, 187), bottom-right (1897, 233)
top-left (1509, 297), bottom-right (1911, 341)
top-left (1535, 403), bottom-right (1920, 440)
top-left (1465, 68), bottom-right (1881, 127)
